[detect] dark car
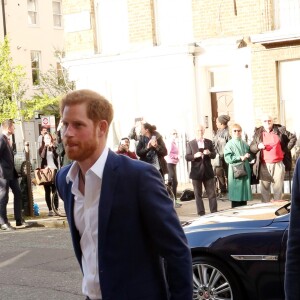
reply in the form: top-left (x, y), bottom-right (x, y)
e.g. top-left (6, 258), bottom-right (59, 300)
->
top-left (183, 201), bottom-right (290, 300)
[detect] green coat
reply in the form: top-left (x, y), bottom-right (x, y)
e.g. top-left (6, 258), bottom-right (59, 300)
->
top-left (224, 138), bottom-right (253, 202)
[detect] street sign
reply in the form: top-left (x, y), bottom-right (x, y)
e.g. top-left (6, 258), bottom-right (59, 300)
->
top-left (41, 115), bottom-right (56, 133)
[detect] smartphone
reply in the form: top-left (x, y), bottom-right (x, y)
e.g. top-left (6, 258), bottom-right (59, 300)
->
top-left (120, 140), bottom-right (126, 145)
top-left (151, 136), bottom-right (157, 141)
top-left (135, 117), bottom-right (143, 122)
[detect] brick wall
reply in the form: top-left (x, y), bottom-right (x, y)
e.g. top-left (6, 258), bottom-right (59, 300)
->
top-left (62, 0), bottom-right (95, 54)
top-left (192, 0), bottom-right (271, 39)
top-left (251, 44), bottom-right (300, 125)
top-left (127, 0), bottom-right (154, 44)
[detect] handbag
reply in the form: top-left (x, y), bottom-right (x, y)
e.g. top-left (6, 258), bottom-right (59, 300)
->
top-left (179, 189), bottom-right (195, 201)
top-left (34, 168), bottom-right (56, 185)
top-left (232, 162), bottom-right (247, 179)
top-left (212, 153), bottom-right (221, 168)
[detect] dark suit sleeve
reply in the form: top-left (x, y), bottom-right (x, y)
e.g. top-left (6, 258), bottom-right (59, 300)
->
top-left (285, 158), bottom-right (300, 299)
top-left (138, 165), bottom-right (193, 300)
top-left (185, 141), bottom-right (194, 162)
top-left (285, 129), bottom-right (297, 151)
top-left (207, 140), bottom-right (216, 159)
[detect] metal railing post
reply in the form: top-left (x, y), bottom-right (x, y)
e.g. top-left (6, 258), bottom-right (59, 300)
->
top-left (24, 142), bottom-right (34, 217)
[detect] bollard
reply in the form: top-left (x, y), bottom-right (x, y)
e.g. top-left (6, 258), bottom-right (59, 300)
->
top-left (24, 142), bottom-right (34, 217)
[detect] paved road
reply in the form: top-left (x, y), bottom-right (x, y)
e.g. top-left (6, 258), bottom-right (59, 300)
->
top-left (0, 228), bottom-right (82, 300)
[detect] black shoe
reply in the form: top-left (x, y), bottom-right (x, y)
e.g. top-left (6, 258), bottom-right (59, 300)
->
top-left (16, 219), bottom-right (28, 227)
top-left (1, 223), bottom-right (16, 231)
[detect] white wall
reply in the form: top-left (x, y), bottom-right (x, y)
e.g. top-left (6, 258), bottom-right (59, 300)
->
top-left (64, 47), bottom-right (197, 149)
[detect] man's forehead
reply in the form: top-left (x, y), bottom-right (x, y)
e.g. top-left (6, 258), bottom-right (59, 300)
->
top-left (262, 114), bottom-right (273, 121)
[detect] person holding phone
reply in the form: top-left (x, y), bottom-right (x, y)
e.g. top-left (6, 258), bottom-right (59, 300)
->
top-left (116, 137), bottom-right (137, 159)
top-left (39, 132), bottom-right (59, 216)
top-left (166, 129), bottom-right (181, 207)
top-left (136, 122), bottom-right (168, 177)
top-left (185, 124), bottom-right (217, 216)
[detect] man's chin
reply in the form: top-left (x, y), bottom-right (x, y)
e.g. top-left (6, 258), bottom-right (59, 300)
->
top-left (66, 150), bottom-right (80, 161)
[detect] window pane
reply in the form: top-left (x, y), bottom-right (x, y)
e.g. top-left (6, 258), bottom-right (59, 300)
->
top-left (52, 1), bottom-right (62, 27)
top-left (28, 11), bottom-right (37, 25)
top-left (53, 1), bottom-right (61, 14)
top-left (32, 69), bottom-right (40, 85)
top-left (53, 15), bottom-right (61, 27)
top-left (27, 0), bottom-right (37, 11)
top-left (31, 51), bottom-right (41, 85)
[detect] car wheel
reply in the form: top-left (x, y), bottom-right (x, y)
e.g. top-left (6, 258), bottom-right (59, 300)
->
top-left (192, 256), bottom-right (243, 300)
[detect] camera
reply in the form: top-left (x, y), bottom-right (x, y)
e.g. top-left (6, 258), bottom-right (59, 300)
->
top-left (199, 148), bottom-right (204, 153)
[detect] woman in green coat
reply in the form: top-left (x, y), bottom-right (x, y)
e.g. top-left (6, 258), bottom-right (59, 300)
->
top-left (224, 123), bottom-right (253, 207)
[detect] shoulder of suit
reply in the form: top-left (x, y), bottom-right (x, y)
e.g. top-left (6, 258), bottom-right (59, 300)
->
top-left (204, 138), bottom-right (212, 143)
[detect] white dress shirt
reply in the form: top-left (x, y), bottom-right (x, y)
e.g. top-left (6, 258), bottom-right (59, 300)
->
top-left (197, 139), bottom-right (204, 149)
top-left (66, 146), bottom-right (109, 300)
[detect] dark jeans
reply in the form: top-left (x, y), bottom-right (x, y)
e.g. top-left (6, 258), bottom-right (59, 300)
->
top-left (192, 178), bottom-right (217, 215)
top-left (44, 184), bottom-right (58, 211)
top-left (167, 163), bottom-right (178, 198)
top-left (0, 177), bottom-right (22, 224)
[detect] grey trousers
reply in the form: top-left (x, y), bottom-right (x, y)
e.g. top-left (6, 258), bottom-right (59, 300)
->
top-left (192, 178), bottom-right (217, 215)
top-left (259, 161), bottom-right (285, 202)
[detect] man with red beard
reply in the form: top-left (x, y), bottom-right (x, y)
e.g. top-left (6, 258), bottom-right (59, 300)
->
top-left (56, 89), bottom-right (193, 300)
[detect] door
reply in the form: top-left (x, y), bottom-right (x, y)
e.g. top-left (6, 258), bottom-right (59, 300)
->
top-left (211, 91), bottom-right (234, 132)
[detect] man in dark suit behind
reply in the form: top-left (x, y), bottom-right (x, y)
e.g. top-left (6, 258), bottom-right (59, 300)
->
top-left (56, 89), bottom-right (193, 300)
top-left (0, 119), bottom-right (24, 230)
top-left (185, 124), bottom-right (217, 216)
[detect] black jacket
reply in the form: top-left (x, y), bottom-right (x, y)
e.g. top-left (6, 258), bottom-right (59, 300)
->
top-left (185, 138), bottom-right (216, 180)
top-left (250, 124), bottom-right (297, 179)
top-left (0, 134), bottom-right (18, 179)
top-left (136, 131), bottom-right (168, 175)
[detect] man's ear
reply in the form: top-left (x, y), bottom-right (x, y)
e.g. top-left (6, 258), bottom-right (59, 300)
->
top-left (98, 120), bottom-right (109, 137)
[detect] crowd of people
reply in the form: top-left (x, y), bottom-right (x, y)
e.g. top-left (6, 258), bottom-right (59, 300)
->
top-left (1, 110), bottom-right (298, 228)
top-left (2, 89), bottom-right (300, 299)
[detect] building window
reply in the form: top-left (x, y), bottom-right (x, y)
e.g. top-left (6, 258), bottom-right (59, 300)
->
top-left (27, 0), bottom-right (38, 25)
top-left (154, 0), bottom-right (193, 46)
top-left (273, 0), bottom-right (300, 31)
top-left (31, 51), bottom-right (41, 86)
top-left (96, 0), bottom-right (129, 53)
top-left (52, 0), bottom-right (62, 28)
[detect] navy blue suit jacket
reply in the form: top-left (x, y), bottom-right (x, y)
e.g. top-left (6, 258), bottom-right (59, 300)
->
top-left (56, 150), bottom-right (193, 300)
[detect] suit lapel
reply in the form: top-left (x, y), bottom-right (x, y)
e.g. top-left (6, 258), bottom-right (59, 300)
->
top-left (98, 150), bottom-right (119, 254)
top-left (191, 139), bottom-right (198, 154)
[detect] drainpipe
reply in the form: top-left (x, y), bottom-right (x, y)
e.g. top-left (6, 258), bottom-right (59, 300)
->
top-left (1, 0), bottom-right (6, 37)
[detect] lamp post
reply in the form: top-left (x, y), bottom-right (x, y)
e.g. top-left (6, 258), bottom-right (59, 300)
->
top-left (1, 0), bottom-right (6, 38)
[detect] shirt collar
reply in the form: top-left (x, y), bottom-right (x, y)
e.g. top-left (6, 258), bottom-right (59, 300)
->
top-left (66, 146), bottom-right (109, 184)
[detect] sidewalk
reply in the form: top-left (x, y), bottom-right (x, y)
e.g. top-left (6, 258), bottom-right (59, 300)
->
top-left (6, 183), bottom-right (286, 229)
top-left (7, 185), bottom-right (68, 229)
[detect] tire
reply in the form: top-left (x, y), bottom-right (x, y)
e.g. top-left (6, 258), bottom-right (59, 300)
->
top-left (192, 256), bottom-right (244, 300)
top-left (51, 190), bottom-right (66, 217)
